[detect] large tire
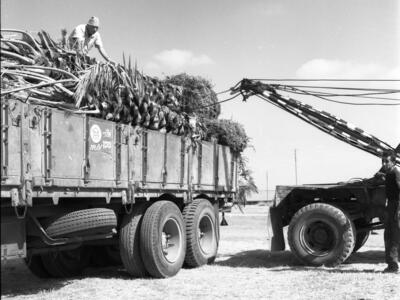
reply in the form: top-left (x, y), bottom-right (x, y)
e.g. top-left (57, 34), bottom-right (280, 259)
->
top-left (140, 201), bottom-right (186, 278)
top-left (41, 247), bottom-right (91, 278)
top-left (288, 203), bottom-right (355, 267)
top-left (119, 203), bottom-right (148, 277)
top-left (104, 244), bottom-right (122, 265)
top-left (90, 244), bottom-right (122, 267)
top-left (183, 199), bottom-right (218, 267)
top-left (25, 254), bottom-right (51, 278)
top-left (43, 208), bottom-right (117, 238)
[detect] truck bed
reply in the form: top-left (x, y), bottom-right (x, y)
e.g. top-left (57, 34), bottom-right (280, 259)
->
top-left (1, 98), bottom-right (237, 207)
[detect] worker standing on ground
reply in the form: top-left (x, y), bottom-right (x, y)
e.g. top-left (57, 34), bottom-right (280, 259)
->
top-left (68, 16), bottom-right (112, 63)
top-left (380, 151), bottom-right (400, 273)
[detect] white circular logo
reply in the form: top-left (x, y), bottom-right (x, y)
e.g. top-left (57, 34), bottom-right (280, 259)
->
top-left (90, 124), bottom-right (102, 143)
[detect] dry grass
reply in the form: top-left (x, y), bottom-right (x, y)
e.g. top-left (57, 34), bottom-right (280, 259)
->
top-left (1, 204), bottom-right (399, 300)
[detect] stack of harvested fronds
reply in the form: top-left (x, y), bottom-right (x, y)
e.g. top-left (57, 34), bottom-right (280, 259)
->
top-left (73, 61), bottom-right (207, 136)
top-left (1, 29), bottom-right (93, 73)
top-left (1, 29), bottom-right (90, 109)
top-left (163, 73), bottom-right (221, 120)
top-left (1, 29), bottom-right (252, 151)
top-left (204, 119), bottom-right (249, 154)
top-left (0, 29), bottom-right (206, 138)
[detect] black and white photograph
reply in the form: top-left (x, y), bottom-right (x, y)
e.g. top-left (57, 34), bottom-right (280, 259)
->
top-left (1, 0), bottom-right (399, 299)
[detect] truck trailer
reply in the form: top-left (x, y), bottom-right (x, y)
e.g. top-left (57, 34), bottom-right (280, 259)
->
top-left (0, 98), bottom-right (237, 278)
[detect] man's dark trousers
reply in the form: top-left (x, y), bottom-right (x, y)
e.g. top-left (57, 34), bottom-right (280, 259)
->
top-left (384, 200), bottom-right (400, 270)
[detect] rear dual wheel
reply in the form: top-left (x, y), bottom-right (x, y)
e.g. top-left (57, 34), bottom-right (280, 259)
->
top-left (140, 201), bottom-right (186, 278)
top-left (183, 199), bottom-right (219, 267)
top-left (119, 203), bottom-right (148, 277)
top-left (25, 254), bottom-right (51, 278)
top-left (40, 247), bottom-right (91, 278)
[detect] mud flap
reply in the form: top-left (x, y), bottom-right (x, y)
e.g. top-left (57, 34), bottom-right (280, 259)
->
top-left (266, 206), bottom-right (285, 251)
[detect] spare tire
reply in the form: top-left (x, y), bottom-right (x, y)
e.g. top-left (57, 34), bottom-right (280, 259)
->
top-left (43, 208), bottom-right (117, 238)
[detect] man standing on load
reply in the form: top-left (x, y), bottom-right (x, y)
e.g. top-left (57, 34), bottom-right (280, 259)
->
top-left (379, 151), bottom-right (400, 273)
top-left (68, 16), bottom-right (112, 63)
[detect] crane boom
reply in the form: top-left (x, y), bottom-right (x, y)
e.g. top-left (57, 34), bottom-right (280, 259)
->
top-left (232, 79), bottom-right (399, 164)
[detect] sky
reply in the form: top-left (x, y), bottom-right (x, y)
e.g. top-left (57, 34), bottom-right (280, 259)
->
top-left (2, 0), bottom-right (399, 191)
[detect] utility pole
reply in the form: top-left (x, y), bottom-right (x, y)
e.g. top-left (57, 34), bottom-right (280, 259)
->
top-left (294, 149), bottom-right (298, 185)
top-left (266, 171), bottom-right (269, 201)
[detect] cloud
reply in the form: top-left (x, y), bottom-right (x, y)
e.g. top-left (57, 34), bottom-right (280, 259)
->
top-left (296, 59), bottom-right (399, 79)
top-left (145, 49), bottom-right (214, 73)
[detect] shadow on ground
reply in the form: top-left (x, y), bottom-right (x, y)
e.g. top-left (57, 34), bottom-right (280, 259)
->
top-left (2, 250), bottom-right (387, 296)
top-left (1, 262), bottom-right (68, 297)
top-left (215, 249), bottom-right (386, 273)
top-left (1, 262), bottom-right (130, 297)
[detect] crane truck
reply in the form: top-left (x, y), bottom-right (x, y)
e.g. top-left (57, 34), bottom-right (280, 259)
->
top-left (233, 79), bottom-right (399, 267)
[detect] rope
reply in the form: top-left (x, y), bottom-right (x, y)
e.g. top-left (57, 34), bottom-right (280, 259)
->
top-left (279, 86), bottom-right (400, 106)
top-left (250, 78), bottom-right (400, 82)
top-left (197, 93), bottom-right (241, 109)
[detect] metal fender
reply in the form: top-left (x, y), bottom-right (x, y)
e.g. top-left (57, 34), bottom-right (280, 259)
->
top-left (266, 206), bottom-right (285, 251)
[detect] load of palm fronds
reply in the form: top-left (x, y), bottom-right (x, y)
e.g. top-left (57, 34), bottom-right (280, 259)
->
top-left (163, 73), bottom-right (221, 120)
top-left (1, 29), bottom-right (94, 109)
top-left (1, 29), bottom-right (251, 153)
top-left (0, 29), bottom-right (207, 137)
top-left (1, 29), bottom-right (93, 72)
top-left (73, 62), bottom-right (203, 135)
top-left (203, 119), bottom-right (250, 154)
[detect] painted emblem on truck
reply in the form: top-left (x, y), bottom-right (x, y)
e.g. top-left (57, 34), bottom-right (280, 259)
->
top-left (89, 123), bottom-right (113, 154)
top-left (90, 124), bottom-right (102, 143)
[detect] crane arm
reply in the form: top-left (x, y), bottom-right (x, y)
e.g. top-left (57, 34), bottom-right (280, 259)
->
top-left (232, 79), bottom-right (400, 164)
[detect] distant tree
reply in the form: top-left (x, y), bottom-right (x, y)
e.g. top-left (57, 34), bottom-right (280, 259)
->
top-left (237, 156), bottom-right (258, 206)
top-left (163, 73), bottom-right (220, 120)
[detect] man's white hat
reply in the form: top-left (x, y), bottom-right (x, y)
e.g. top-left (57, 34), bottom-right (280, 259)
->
top-left (87, 16), bottom-right (100, 27)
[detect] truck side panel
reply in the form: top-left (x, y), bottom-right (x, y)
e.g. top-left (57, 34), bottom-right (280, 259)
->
top-left (1, 99), bottom-right (237, 200)
top-left (146, 131), bottom-right (165, 185)
top-left (88, 119), bottom-right (115, 182)
top-left (199, 142), bottom-right (214, 188)
top-left (165, 133), bottom-right (183, 185)
top-left (2, 101), bottom-right (22, 186)
top-left (51, 110), bottom-right (85, 180)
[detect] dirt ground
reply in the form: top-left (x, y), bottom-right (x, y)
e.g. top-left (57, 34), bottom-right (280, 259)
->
top-left (1, 204), bottom-right (399, 300)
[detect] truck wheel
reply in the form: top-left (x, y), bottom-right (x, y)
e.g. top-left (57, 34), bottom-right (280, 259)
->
top-left (25, 254), bottom-right (51, 278)
top-left (90, 244), bottom-right (122, 267)
top-left (104, 244), bottom-right (122, 265)
top-left (41, 247), bottom-right (91, 278)
top-left (140, 201), bottom-right (186, 278)
top-left (183, 199), bottom-right (218, 267)
top-left (288, 203), bottom-right (355, 267)
top-left (43, 208), bottom-right (117, 238)
top-left (119, 203), bottom-right (148, 277)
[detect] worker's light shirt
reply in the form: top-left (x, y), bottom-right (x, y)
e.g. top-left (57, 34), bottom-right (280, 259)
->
top-left (68, 24), bottom-right (103, 53)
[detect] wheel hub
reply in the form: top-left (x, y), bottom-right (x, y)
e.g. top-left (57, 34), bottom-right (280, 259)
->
top-left (198, 215), bottom-right (215, 255)
top-left (300, 220), bottom-right (336, 256)
top-left (161, 218), bottom-right (182, 263)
